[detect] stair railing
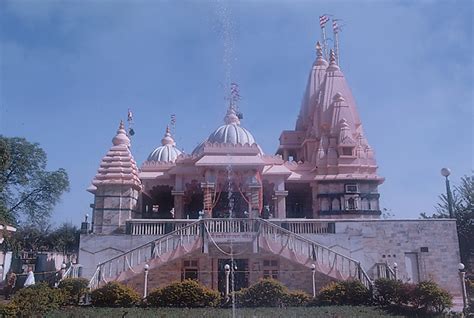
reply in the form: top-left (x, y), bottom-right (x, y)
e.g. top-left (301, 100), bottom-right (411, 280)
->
top-left (88, 220), bottom-right (201, 290)
top-left (258, 219), bottom-right (373, 289)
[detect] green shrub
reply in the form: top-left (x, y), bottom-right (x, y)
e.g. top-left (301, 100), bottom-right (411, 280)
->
top-left (318, 280), bottom-right (371, 306)
top-left (58, 277), bottom-right (90, 305)
top-left (0, 302), bottom-right (19, 317)
top-left (412, 280), bottom-right (452, 314)
top-left (10, 282), bottom-right (65, 316)
top-left (283, 290), bottom-right (312, 307)
top-left (397, 282), bottom-right (416, 307)
top-left (147, 280), bottom-right (220, 308)
top-left (374, 278), bottom-right (403, 306)
top-left (90, 282), bottom-right (140, 307)
top-left (235, 278), bottom-right (289, 307)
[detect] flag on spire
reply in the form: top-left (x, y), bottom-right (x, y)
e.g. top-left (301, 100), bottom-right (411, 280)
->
top-left (332, 19), bottom-right (342, 33)
top-left (170, 114), bottom-right (176, 135)
top-left (319, 15), bottom-right (330, 28)
top-left (127, 108), bottom-right (135, 136)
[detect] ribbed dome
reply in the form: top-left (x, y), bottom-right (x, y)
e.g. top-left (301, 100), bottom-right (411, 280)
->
top-left (193, 106), bottom-right (258, 154)
top-left (208, 124), bottom-right (256, 145)
top-left (147, 127), bottom-right (183, 163)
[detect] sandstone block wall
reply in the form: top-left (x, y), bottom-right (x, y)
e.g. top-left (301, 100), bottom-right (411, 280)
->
top-left (303, 219), bottom-right (462, 297)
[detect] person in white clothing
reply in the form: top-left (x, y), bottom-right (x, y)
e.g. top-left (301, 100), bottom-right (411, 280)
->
top-left (23, 267), bottom-right (35, 287)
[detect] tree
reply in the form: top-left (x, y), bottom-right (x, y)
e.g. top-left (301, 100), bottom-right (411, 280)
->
top-left (0, 136), bottom-right (70, 227)
top-left (48, 223), bottom-right (80, 254)
top-left (421, 174), bottom-right (474, 268)
top-left (3, 223), bottom-right (80, 254)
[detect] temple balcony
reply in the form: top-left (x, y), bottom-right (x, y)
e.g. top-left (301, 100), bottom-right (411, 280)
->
top-left (124, 218), bottom-right (336, 236)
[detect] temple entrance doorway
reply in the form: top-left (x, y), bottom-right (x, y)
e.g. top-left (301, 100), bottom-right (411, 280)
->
top-left (184, 180), bottom-right (203, 219)
top-left (212, 191), bottom-right (249, 218)
top-left (285, 183), bottom-right (312, 218)
top-left (142, 185), bottom-right (174, 219)
top-left (262, 181), bottom-right (275, 219)
top-left (217, 259), bottom-right (249, 295)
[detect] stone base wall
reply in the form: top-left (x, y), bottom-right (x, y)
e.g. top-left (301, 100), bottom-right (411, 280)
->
top-left (80, 219), bottom-right (462, 298)
top-left (303, 219), bottom-right (462, 297)
top-left (125, 245), bottom-right (334, 295)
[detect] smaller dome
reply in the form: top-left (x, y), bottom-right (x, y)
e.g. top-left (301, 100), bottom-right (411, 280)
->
top-left (147, 127), bottom-right (183, 163)
top-left (192, 106), bottom-right (260, 154)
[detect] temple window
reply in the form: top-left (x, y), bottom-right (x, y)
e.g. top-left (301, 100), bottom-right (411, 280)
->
top-left (182, 260), bottom-right (199, 281)
top-left (263, 260), bottom-right (279, 280)
top-left (341, 147), bottom-right (353, 156)
top-left (361, 198), bottom-right (369, 210)
top-left (345, 184), bottom-right (358, 193)
top-left (347, 198), bottom-right (356, 210)
top-left (321, 198), bottom-right (329, 211)
top-left (331, 198), bottom-right (340, 211)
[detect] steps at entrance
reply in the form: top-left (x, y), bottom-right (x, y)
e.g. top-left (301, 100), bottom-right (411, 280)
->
top-left (258, 220), bottom-right (372, 288)
top-left (88, 219), bottom-right (372, 291)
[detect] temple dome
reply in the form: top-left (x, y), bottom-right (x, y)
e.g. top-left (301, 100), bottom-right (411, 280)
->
top-left (192, 106), bottom-right (259, 154)
top-left (147, 127), bottom-right (183, 163)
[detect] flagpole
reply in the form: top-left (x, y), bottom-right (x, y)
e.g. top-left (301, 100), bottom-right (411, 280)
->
top-left (319, 15), bottom-right (330, 60)
top-left (321, 26), bottom-right (328, 59)
top-left (332, 18), bottom-right (343, 66)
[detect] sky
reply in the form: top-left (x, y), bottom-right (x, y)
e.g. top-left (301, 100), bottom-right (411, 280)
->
top-left (0, 0), bottom-right (472, 227)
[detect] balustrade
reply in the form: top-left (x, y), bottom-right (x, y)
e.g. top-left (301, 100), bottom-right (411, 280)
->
top-left (126, 218), bottom-right (335, 235)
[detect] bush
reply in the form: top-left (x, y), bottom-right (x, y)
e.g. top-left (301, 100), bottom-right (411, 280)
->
top-left (374, 278), bottom-right (402, 306)
top-left (318, 280), bottom-right (371, 306)
top-left (412, 280), bottom-right (452, 314)
top-left (235, 278), bottom-right (287, 307)
top-left (147, 280), bottom-right (220, 308)
top-left (283, 290), bottom-right (312, 307)
top-left (10, 282), bottom-right (65, 316)
top-left (0, 302), bottom-right (19, 317)
top-left (58, 277), bottom-right (90, 305)
top-left (235, 278), bottom-right (310, 308)
top-left (90, 282), bottom-right (140, 307)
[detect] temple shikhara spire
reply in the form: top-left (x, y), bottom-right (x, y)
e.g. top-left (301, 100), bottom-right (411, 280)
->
top-left (80, 17), bottom-right (463, 309)
top-left (280, 23), bottom-right (383, 218)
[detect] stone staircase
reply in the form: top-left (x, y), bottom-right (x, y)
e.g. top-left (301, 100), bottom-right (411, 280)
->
top-left (88, 220), bottom-right (203, 290)
top-left (257, 219), bottom-right (373, 289)
top-left (88, 218), bottom-right (373, 290)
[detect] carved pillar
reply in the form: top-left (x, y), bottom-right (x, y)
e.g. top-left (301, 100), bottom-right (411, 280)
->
top-left (171, 191), bottom-right (185, 219)
top-left (274, 178), bottom-right (287, 219)
top-left (274, 190), bottom-right (288, 219)
top-left (201, 182), bottom-right (215, 218)
top-left (249, 184), bottom-right (262, 218)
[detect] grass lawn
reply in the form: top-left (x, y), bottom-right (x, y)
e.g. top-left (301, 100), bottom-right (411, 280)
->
top-left (46, 306), bottom-right (406, 318)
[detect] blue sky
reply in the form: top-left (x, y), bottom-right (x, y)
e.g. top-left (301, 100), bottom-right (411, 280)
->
top-left (1, 0), bottom-right (472, 226)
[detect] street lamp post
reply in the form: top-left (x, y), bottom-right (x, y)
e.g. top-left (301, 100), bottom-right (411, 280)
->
top-left (458, 263), bottom-right (468, 312)
top-left (441, 168), bottom-right (454, 218)
top-left (143, 264), bottom-right (149, 299)
top-left (224, 264), bottom-right (230, 301)
top-left (311, 264), bottom-right (316, 298)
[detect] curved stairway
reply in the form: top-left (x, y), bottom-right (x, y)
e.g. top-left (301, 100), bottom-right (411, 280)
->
top-left (88, 218), bottom-right (373, 290)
